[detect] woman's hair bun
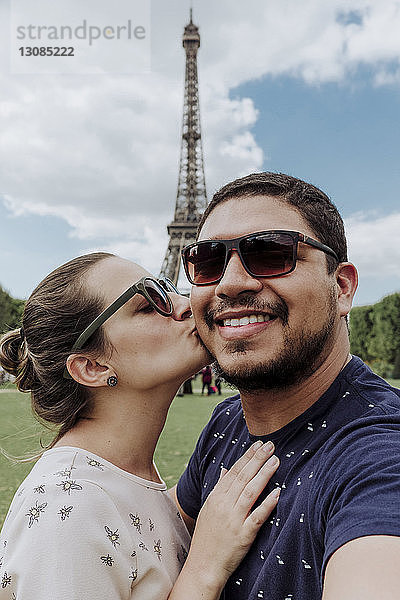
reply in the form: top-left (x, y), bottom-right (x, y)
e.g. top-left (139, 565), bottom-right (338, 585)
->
top-left (0, 328), bottom-right (33, 391)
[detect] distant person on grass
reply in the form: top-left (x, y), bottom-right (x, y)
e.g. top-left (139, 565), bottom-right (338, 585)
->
top-left (201, 365), bottom-right (212, 395)
top-left (175, 172), bottom-right (400, 600)
top-left (0, 253), bottom-right (280, 600)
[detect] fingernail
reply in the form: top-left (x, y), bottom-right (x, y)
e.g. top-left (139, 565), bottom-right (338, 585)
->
top-left (267, 455), bottom-right (279, 466)
top-left (272, 487), bottom-right (281, 499)
top-left (261, 441), bottom-right (273, 453)
top-left (252, 440), bottom-right (263, 451)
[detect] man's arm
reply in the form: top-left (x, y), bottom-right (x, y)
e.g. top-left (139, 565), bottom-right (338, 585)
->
top-left (323, 535), bottom-right (400, 599)
top-left (169, 484), bottom-right (196, 535)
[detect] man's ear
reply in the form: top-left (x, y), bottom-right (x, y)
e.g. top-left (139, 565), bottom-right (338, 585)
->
top-left (66, 355), bottom-right (114, 388)
top-left (335, 262), bottom-right (358, 318)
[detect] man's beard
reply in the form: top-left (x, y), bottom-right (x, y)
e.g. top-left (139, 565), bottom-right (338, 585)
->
top-left (205, 289), bottom-right (337, 393)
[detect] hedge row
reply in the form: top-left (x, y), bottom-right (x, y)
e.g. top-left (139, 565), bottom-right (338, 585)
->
top-left (350, 292), bottom-right (400, 379)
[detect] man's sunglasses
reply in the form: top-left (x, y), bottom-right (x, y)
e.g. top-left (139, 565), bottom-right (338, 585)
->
top-left (63, 277), bottom-right (179, 379)
top-left (181, 230), bottom-right (339, 286)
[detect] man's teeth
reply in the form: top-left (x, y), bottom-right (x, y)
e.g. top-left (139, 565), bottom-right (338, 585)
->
top-left (222, 314), bottom-right (273, 327)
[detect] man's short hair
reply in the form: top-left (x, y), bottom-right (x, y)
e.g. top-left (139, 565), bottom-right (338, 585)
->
top-left (198, 172), bottom-right (348, 274)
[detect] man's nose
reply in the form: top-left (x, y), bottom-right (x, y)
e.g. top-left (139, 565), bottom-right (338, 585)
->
top-left (215, 250), bottom-right (263, 298)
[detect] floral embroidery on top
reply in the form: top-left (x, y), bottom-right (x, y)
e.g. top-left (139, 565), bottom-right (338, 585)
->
top-left (105, 526), bottom-right (120, 547)
top-left (58, 506), bottom-right (73, 521)
top-left (149, 518), bottom-right (155, 531)
top-left (87, 457), bottom-right (104, 470)
top-left (33, 485), bottom-right (46, 494)
top-left (100, 554), bottom-right (114, 566)
top-left (129, 568), bottom-right (138, 583)
top-left (153, 539), bottom-right (162, 561)
top-left (1, 572), bottom-right (11, 588)
top-left (56, 480), bottom-right (83, 495)
top-left (54, 467), bottom-right (75, 478)
top-left (130, 549), bottom-right (138, 588)
top-left (129, 513), bottom-right (142, 534)
top-left (25, 500), bottom-right (48, 528)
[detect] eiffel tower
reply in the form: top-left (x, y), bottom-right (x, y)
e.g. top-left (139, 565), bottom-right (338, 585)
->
top-left (159, 10), bottom-right (208, 285)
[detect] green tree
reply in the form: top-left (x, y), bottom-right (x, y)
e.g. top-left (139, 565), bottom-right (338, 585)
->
top-left (0, 285), bottom-right (25, 333)
top-left (368, 293), bottom-right (400, 363)
top-left (350, 293), bottom-right (400, 378)
top-left (349, 304), bottom-right (374, 360)
top-left (393, 350), bottom-right (400, 379)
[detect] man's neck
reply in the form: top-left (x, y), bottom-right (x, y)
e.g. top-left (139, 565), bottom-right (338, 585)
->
top-left (240, 341), bottom-right (351, 437)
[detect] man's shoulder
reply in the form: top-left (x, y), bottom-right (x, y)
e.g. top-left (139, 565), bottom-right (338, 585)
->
top-left (316, 361), bottom-right (400, 476)
top-left (340, 355), bottom-right (400, 411)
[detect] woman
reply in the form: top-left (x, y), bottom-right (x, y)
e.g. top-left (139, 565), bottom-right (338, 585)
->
top-left (0, 252), bottom-right (280, 599)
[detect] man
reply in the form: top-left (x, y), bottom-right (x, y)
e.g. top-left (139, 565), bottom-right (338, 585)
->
top-left (175, 172), bottom-right (400, 599)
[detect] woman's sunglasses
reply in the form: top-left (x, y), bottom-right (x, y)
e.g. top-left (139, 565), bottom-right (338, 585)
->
top-left (63, 277), bottom-right (179, 379)
top-left (181, 230), bottom-right (339, 286)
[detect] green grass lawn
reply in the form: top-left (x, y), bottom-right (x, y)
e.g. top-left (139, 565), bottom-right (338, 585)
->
top-left (0, 383), bottom-right (233, 527)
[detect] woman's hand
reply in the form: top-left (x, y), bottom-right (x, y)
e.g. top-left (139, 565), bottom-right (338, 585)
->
top-left (169, 441), bottom-right (280, 599)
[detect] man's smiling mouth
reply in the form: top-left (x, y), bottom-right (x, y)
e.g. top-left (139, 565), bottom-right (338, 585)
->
top-left (204, 296), bottom-right (289, 331)
top-left (220, 314), bottom-right (277, 327)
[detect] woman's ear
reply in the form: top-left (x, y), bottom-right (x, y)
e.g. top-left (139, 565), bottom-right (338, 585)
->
top-left (335, 262), bottom-right (358, 318)
top-left (66, 355), bottom-right (114, 388)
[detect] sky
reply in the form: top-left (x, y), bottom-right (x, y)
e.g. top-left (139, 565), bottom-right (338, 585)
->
top-left (0, 0), bottom-right (399, 307)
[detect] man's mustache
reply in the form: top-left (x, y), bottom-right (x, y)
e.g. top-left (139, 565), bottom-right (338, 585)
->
top-left (203, 295), bottom-right (289, 330)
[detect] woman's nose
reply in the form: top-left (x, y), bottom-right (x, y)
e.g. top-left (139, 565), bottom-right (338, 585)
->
top-left (170, 293), bottom-right (193, 321)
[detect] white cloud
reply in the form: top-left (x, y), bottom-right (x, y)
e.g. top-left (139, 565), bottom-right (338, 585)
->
top-left (199, 0), bottom-right (400, 86)
top-left (81, 216), bottom-right (169, 277)
top-left (1, 0), bottom-right (400, 284)
top-left (346, 211), bottom-right (400, 278)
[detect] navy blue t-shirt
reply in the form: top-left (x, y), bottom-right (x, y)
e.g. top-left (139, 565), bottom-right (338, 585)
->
top-left (177, 356), bottom-right (400, 600)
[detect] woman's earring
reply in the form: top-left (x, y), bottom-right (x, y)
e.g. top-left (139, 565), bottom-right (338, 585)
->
top-left (107, 375), bottom-right (118, 387)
